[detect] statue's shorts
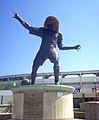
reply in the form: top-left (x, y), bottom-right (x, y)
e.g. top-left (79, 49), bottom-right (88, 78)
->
top-left (31, 48), bottom-right (59, 84)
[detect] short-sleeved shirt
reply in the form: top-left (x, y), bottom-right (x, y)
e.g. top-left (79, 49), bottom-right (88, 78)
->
top-left (29, 26), bottom-right (63, 65)
top-left (29, 26), bottom-right (63, 51)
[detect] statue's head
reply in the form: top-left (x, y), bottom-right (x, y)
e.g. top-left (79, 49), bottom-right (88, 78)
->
top-left (44, 16), bottom-right (59, 33)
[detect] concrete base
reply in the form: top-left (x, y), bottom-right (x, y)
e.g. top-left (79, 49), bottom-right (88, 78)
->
top-left (83, 101), bottom-right (99, 120)
top-left (12, 85), bottom-right (75, 120)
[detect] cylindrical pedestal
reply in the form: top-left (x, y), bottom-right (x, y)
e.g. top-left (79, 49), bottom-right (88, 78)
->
top-left (84, 101), bottom-right (99, 120)
top-left (12, 85), bottom-right (75, 120)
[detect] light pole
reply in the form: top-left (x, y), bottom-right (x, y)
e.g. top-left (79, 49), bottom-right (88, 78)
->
top-left (93, 79), bottom-right (97, 101)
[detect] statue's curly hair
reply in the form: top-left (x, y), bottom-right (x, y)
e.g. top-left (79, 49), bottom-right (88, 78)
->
top-left (44, 16), bottom-right (59, 33)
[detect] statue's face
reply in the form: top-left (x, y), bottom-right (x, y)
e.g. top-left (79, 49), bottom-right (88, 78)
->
top-left (47, 24), bottom-right (53, 31)
top-left (44, 16), bottom-right (59, 33)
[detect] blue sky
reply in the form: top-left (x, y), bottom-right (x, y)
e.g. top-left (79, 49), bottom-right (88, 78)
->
top-left (0, 0), bottom-right (99, 76)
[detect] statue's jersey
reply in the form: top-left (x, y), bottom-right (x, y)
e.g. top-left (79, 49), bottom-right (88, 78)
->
top-left (29, 26), bottom-right (63, 50)
top-left (29, 26), bottom-right (62, 66)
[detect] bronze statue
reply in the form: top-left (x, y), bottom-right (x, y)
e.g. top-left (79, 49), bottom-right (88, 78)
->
top-left (13, 12), bottom-right (81, 85)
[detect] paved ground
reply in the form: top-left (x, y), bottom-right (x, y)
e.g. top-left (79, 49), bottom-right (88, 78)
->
top-left (74, 118), bottom-right (86, 120)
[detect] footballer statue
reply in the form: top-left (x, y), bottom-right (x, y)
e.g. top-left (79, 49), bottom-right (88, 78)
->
top-left (13, 12), bottom-right (81, 85)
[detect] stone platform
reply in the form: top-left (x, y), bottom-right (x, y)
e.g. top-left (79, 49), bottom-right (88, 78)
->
top-left (12, 85), bottom-right (75, 120)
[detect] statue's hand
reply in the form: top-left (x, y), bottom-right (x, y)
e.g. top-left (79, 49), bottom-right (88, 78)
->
top-left (73, 44), bottom-right (81, 51)
top-left (13, 11), bottom-right (19, 19)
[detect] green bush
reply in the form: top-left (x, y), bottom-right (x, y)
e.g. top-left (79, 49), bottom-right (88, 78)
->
top-left (0, 82), bottom-right (21, 90)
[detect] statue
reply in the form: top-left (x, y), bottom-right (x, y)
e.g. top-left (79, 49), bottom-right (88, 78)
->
top-left (13, 12), bottom-right (81, 85)
top-left (21, 78), bottom-right (30, 85)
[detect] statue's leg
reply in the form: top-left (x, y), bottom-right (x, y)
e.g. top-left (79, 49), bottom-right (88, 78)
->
top-left (48, 50), bottom-right (60, 84)
top-left (31, 63), bottom-right (39, 85)
top-left (53, 61), bottom-right (60, 85)
top-left (31, 50), bottom-right (47, 84)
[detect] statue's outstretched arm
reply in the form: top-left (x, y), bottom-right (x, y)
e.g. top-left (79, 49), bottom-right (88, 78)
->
top-left (58, 43), bottom-right (81, 51)
top-left (13, 11), bottom-right (30, 30)
top-left (57, 33), bottom-right (81, 51)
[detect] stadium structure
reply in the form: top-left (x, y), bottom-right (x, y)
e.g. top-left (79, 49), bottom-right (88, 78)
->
top-left (0, 70), bottom-right (99, 107)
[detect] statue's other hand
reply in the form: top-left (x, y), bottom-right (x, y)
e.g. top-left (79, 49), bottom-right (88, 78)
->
top-left (13, 11), bottom-right (19, 19)
top-left (74, 44), bottom-right (81, 51)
